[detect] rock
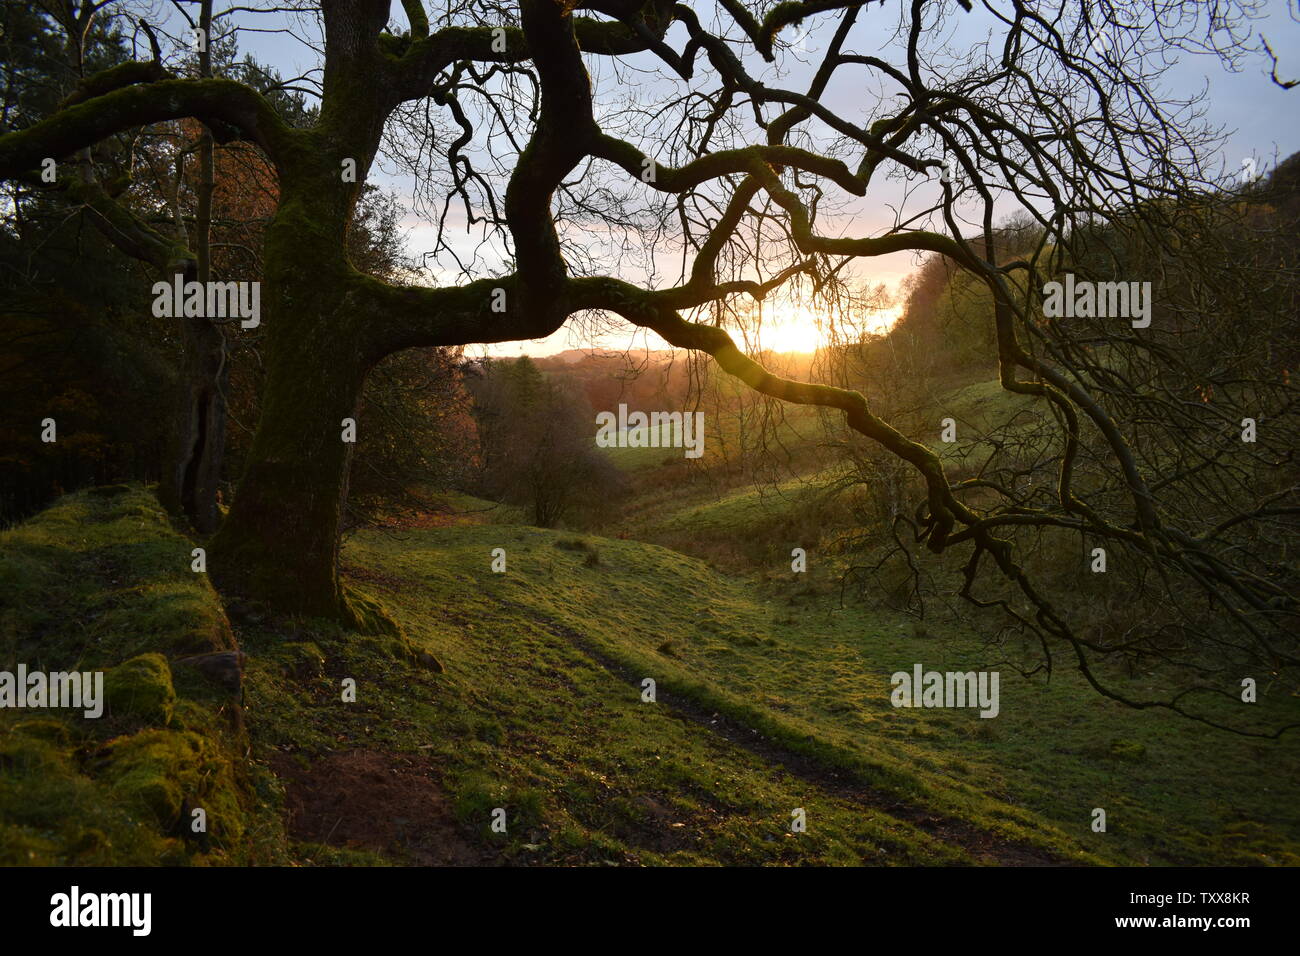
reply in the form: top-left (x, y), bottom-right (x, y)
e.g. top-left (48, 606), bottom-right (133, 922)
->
top-left (277, 642), bottom-right (324, 681)
top-left (99, 728), bottom-right (244, 840)
top-left (224, 598), bottom-right (267, 626)
top-left (414, 650), bottom-right (444, 673)
top-left (105, 654), bottom-right (176, 725)
top-left (172, 651), bottom-right (245, 694)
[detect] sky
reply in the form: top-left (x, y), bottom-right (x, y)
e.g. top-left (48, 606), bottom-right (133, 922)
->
top-left (181, 1), bottom-right (1300, 357)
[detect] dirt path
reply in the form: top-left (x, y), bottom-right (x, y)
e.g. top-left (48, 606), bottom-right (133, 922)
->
top-left (503, 598), bottom-right (1065, 866)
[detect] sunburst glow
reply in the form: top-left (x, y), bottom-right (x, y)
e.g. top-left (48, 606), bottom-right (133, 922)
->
top-left (742, 304), bottom-right (903, 354)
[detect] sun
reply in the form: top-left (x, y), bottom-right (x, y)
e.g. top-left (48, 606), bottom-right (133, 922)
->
top-left (756, 315), bottom-right (828, 353)
top-left (748, 305), bottom-right (902, 354)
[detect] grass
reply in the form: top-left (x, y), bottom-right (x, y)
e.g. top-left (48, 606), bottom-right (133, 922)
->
top-left (0, 486), bottom-right (286, 865)
top-left (324, 521), bottom-right (1300, 865)
top-left (610, 376), bottom-right (1034, 563)
top-left (244, 532), bottom-right (977, 864)
top-left (630, 466), bottom-right (858, 567)
top-left (5, 483), bottom-right (1296, 866)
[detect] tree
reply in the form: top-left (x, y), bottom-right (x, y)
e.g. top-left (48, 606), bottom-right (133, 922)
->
top-left (0, 2), bottom-right (174, 522)
top-left (0, 1), bottom-right (319, 532)
top-left (2, 1), bottom-right (1296, 733)
top-left (472, 356), bottom-right (624, 527)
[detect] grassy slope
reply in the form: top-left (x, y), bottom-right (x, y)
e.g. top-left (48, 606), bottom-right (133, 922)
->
top-left (247, 525), bottom-right (982, 865)
top-left (330, 519), bottom-right (1299, 865)
top-left (631, 466), bottom-right (855, 568)
top-left (583, 376), bottom-right (1300, 864)
top-left (0, 486), bottom-right (286, 865)
top-left (611, 399), bottom-right (845, 567)
top-left (611, 374), bottom-right (1033, 564)
top-left (5, 483), bottom-right (1296, 866)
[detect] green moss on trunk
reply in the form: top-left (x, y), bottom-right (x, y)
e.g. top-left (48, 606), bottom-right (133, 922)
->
top-left (208, 327), bottom-right (365, 620)
top-left (206, 176), bottom-right (393, 631)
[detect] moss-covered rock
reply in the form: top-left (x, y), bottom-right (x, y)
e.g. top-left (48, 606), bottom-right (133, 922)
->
top-left (0, 721), bottom-right (165, 865)
top-left (342, 584), bottom-right (403, 638)
top-left (100, 729), bottom-right (197, 824)
top-left (172, 651), bottom-right (244, 695)
top-left (99, 583), bottom-right (236, 657)
top-left (105, 653), bottom-right (176, 726)
top-left (6, 717), bottom-right (72, 746)
top-left (100, 728), bottom-right (245, 843)
top-left (0, 487), bottom-right (279, 864)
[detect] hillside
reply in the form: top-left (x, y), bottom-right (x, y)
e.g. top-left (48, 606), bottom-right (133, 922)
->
top-left (4, 485), bottom-right (1296, 865)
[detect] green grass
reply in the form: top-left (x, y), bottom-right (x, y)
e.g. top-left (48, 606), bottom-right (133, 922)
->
top-left (930, 378), bottom-right (1036, 429)
top-left (602, 422), bottom-right (699, 471)
top-left (328, 522), bottom-right (1300, 865)
top-left (629, 466), bottom-right (859, 567)
top-left (6, 484), bottom-right (1296, 866)
top-left (648, 469), bottom-right (836, 534)
top-left (0, 485), bottom-right (286, 865)
top-left (244, 530), bottom-right (979, 864)
top-left (609, 378), bottom-right (1040, 564)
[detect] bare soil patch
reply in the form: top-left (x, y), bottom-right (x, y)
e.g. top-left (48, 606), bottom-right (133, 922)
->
top-left (270, 749), bottom-right (496, 866)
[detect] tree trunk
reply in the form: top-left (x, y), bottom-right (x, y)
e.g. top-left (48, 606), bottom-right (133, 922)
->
top-left (158, 307), bottom-right (228, 534)
top-left (206, 164), bottom-right (380, 626)
top-left (159, 2), bottom-right (228, 533)
top-left (207, 309), bottom-right (367, 620)
top-left (160, 316), bottom-right (227, 528)
top-left (206, 14), bottom-right (399, 627)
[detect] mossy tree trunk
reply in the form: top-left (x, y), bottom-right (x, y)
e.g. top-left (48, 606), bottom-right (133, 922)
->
top-left (158, 285), bottom-right (229, 536)
top-left (205, 332), bottom-right (368, 618)
top-left (206, 155), bottom-right (378, 618)
top-left (207, 0), bottom-right (395, 619)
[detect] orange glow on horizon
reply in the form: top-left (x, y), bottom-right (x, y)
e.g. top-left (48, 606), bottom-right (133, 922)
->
top-left (479, 303), bottom-right (903, 358)
top-left (742, 304), bottom-right (902, 354)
